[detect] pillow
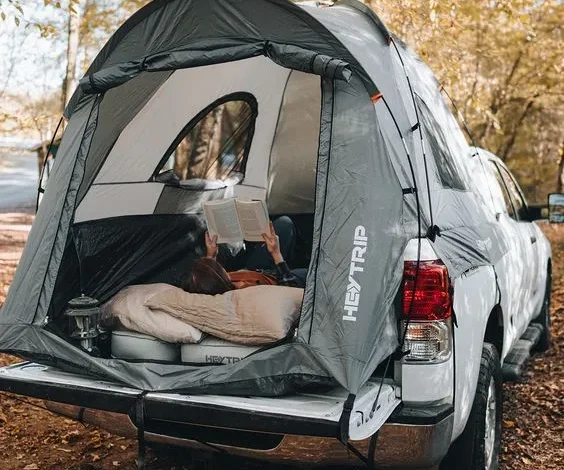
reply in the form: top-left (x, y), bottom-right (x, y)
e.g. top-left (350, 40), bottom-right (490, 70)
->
top-left (145, 285), bottom-right (303, 345)
top-left (101, 284), bottom-right (204, 344)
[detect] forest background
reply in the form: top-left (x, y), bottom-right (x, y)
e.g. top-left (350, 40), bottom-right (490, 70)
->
top-left (0, 0), bottom-right (562, 204)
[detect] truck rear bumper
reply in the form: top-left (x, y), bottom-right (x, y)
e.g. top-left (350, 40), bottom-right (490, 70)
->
top-left (1, 362), bottom-right (451, 468)
top-left (47, 401), bottom-right (453, 468)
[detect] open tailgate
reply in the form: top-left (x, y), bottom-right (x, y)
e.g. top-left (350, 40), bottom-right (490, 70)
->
top-left (0, 362), bottom-right (400, 440)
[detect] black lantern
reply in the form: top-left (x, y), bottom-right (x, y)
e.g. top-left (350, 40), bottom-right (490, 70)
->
top-left (65, 295), bottom-right (100, 354)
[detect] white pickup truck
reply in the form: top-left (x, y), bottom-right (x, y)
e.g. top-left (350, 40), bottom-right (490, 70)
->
top-left (0, 148), bottom-right (553, 470)
top-left (0, 0), bottom-right (555, 468)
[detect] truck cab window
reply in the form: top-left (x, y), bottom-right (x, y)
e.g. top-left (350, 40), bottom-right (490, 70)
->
top-left (498, 165), bottom-right (528, 220)
top-left (488, 161), bottom-right (516, 219)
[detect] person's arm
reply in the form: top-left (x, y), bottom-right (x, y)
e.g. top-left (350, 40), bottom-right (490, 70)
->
top-left (261, 222), bottom-right (298, 287)
top-left (205, 231), bottom-right (218, 260)
top-left (274, 260), bottom-right (298, 287)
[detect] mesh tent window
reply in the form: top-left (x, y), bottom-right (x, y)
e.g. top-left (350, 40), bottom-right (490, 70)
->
top-left (154, 93), bottom-right (258, 183)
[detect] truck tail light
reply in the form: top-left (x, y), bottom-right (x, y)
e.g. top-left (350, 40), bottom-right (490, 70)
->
top-left (402, 260), bottom-right (453, 363)
top-left (403, 260), bottom-right (452, 320)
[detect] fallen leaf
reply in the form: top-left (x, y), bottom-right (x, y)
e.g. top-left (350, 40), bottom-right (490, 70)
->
top-left (23, 465), bottom-right (38, 470)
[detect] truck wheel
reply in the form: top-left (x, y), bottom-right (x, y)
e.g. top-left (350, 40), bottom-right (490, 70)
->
top-left (534, 272), bottom-right (551, 352)
top-left (440, 343), bottom-right (502, 470)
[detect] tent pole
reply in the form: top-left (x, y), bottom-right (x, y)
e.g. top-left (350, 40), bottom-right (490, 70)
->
top-left (36, 116), bottom-right (64, 212)
top-left (389, 38), bottom-right (435, 231)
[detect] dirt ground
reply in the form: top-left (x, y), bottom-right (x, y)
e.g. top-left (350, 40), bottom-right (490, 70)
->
top-left (0, 213), bottom-right (562, 470)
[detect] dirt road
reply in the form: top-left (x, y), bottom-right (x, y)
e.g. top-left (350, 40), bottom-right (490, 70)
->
top-left (0, 214), bottom-right (562, 469)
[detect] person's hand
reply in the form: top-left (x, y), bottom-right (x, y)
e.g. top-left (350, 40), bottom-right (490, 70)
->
top-left (205, 231), bottom-right (218, 259)
top-left (262, 222), bottom-right (284, 264)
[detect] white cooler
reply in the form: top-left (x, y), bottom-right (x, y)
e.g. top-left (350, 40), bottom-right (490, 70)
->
top-left (181, 336), bottom-right (260, 365)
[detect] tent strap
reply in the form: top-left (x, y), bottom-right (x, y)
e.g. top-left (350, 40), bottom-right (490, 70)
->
top-left (136, 392), bottom-right (148, 470)
top-left (339, 393), bottom-right (356, 443)
top-left (338, 393), bottom-right (377, 468)
top-left (426, 224), bottom-right (441, 242)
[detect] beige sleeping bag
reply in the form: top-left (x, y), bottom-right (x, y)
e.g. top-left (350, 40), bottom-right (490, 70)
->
top-left (101, 283), bottom-right (204, 344)
top-left (146, 285), bottom-right (304, 345)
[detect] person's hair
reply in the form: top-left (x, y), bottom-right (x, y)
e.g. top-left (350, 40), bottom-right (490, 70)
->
top-left (183, 257), bottom-right (236, 295)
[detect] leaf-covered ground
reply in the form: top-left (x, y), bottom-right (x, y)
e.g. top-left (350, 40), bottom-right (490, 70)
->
top-left (0, 214), bottom-right (562, 469)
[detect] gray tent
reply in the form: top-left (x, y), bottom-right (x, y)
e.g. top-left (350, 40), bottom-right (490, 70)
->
top-left (0, 0), bottom-right (507, 398)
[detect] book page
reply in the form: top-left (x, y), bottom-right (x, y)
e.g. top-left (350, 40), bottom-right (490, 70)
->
top-left (203, 199), bottom-right (244, 244)
top-left (235, 199), bottom-right (269, 242)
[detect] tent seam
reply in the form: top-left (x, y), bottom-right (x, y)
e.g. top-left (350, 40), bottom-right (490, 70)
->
top-left (264, 69), bottom-right (293, 200)
top-left (308, 78), bottom-right (335, 344)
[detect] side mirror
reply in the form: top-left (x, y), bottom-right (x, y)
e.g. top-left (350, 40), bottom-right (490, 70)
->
top-left (520, 204), bottom-right (547, 221)
top-left (548, 193), bottom-right (564, 223)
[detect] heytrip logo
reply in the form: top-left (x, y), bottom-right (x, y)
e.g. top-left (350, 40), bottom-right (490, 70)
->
top-left (343, 225), bottom-right (367, 323)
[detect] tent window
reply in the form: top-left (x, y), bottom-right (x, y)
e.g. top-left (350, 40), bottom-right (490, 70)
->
top-left (155, 94), bottom-right (257, 182)
top-left (415, 95), bottom-right (467, 190)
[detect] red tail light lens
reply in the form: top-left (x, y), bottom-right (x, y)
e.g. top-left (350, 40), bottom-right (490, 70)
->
top-left (403, 260), bottom-right (452, 320)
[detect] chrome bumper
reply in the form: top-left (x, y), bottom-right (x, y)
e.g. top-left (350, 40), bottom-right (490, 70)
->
top-left (47, 402), bottom-right (453, 468)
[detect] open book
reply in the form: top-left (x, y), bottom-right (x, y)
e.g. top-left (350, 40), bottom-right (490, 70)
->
top-left (203, 198), bottom-right (269, 243)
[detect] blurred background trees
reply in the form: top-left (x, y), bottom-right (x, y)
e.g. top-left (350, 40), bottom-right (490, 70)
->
top-left (0, 0), bottom-right (562, 202)
top-left (373, 0), bottom-right (563, 202)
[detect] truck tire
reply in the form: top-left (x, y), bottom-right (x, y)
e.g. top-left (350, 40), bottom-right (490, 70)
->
top-left (440, 343), bottom-right (502, 470)
top-left (534, 271), bottom-right (551, 352)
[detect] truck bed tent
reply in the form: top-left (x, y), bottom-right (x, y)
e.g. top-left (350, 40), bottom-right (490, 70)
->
top-left (0, 0), bottom-right (507, 398)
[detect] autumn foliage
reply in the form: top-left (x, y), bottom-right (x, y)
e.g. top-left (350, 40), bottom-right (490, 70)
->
top-left (373, 0), bottom-right (563, 203)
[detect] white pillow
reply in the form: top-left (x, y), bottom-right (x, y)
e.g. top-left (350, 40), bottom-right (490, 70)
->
top-left (101, 284), bottom-right (203, 344)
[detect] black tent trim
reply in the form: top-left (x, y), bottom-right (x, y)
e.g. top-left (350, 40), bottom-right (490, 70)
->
top-left (78, 42), bottom-right (354, 95)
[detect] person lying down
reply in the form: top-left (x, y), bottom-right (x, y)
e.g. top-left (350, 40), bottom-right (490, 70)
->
top-left (185, 216), bottom-right (307, 295)
top-left (100, 217), bottom-right (305, 348)
top-left (100, 218), bottom-right (307, 350)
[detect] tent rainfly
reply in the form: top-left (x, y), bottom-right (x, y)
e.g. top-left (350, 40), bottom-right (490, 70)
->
top-left (0, 0), bottom-right (507, 398)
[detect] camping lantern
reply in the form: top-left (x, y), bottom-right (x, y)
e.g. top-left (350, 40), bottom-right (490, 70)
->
top-left (65, 295), bottom-right (100, 354)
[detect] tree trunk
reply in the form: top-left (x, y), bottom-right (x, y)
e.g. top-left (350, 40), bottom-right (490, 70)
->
top-left (61, 1), bottom-right (81, 112)
top-left (557, 145), bottom-right (564, 193)
top-left (497, 97), bottom-right (537, 161)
